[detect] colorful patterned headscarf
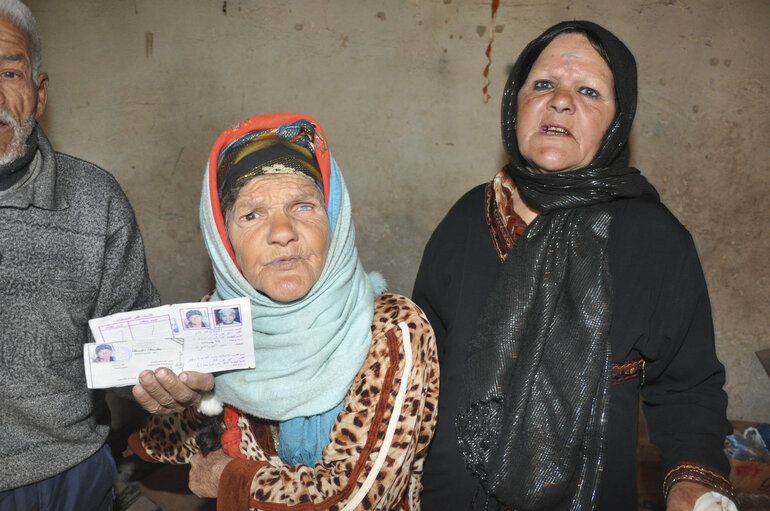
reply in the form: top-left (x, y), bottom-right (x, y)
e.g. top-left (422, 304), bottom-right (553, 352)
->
top-left (216, 119), bottom-right (324, 202)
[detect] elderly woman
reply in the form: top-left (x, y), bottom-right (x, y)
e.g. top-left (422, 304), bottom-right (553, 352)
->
top-left (413, 21), bottom-right (735, 511)
top-left (129, 113), bottom-right (438, 510)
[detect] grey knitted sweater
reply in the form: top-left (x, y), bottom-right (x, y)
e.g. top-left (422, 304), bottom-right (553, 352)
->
top-left (0, 127), bottom-right (160, 490)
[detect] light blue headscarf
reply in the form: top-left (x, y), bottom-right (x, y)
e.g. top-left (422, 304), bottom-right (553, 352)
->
top-left (199, 116), bottom-right (382, 465)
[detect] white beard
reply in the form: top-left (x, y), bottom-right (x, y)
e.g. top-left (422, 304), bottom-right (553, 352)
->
top-left (0, 112), bottom-right (35, 166)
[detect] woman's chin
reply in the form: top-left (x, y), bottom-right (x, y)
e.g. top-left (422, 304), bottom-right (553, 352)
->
top-left (530, 160), bottom-right (583, 174)
top-left (259, 279), bottom-right (314, 303)
top-left (524, 148), bottom-right (591, 174)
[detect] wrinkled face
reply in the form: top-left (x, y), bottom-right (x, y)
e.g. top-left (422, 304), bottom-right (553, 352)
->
top-left (0, 17), bottom-right (47, 163)
top-left (226, 174), bottom-right (330, 303)
top-left (97, 349), bottom-right (112, 362)
top-left (516, 32), bottom-right (616, 173)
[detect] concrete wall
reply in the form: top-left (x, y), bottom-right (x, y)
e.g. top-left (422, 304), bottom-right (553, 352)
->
top-left (26, 0), bottom-right (769, 422)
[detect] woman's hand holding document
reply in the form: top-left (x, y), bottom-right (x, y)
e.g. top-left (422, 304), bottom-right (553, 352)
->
top-left (83, 297), bottom-right (255, 389)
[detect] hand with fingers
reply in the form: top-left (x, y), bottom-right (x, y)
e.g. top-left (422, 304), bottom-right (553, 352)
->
top-left (132, 367), bottom-right (215, 415)
top-left (189, 449), bottom-right (233, 498)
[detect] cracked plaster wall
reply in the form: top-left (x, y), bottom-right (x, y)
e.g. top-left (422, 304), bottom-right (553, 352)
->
top-left (25, 0), bottom-right (769, 422)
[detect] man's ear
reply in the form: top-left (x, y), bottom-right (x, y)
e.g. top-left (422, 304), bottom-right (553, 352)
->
top-left (34, 72), bottom-right (49, 119)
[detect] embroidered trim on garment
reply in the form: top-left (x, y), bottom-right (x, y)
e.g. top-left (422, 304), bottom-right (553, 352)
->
top-left (611, 358), bottom-right (645, 386)
top-left (484, 169), bottom-right (527, 262)
top-left (663, 463), bottom-right (736, 502)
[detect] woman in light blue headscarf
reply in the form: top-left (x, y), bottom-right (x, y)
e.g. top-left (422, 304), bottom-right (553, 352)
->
top-left (129, 113), bottom-right (439, 511)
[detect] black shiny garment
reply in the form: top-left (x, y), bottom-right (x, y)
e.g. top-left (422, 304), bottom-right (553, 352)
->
top-left (414, 187), bottom-right (731, 510)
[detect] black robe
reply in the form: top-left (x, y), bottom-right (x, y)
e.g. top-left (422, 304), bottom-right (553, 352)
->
top-left (413, 184), bottom-right (731, 510)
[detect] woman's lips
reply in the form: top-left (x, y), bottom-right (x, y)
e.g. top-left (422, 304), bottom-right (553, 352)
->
top-left (269, 255), bottom-right (301, 268)
top-left (541, 124), bottom-right (572, 137)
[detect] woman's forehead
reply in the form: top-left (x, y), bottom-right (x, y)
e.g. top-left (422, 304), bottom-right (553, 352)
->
top-left (533, 33), bottom-right (608, 71)
top-left (236, 174), bottom-right (324, 202)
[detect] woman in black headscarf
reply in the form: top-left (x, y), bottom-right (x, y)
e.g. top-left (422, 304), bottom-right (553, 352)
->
top-left (413, 20), bottom-right (736, 510)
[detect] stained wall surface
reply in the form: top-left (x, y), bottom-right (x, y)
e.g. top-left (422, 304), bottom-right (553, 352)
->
top-left (25, 0), bottom-right (769, 422)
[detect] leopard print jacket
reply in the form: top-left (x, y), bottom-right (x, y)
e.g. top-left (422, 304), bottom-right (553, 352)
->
top-left (130, 293), bottom-right (439, 510)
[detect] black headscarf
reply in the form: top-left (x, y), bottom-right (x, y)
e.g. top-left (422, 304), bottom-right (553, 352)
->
top-left (456, 21), bottom-right (658, 511)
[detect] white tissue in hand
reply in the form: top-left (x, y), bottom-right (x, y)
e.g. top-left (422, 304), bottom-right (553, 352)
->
top-left (198, 392), bottom-right (224, 416)
top-left (692, 491), bottom-right (738, 511)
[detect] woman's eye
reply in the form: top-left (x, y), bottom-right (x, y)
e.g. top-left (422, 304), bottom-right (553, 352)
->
top-left (294, 200), bottom-right (320, 212)
top-left (578, 86), bottom-right (600, 98)
top-left (533, 79), bottom-right (553, 90)
top-left (242, 212), bottom-right (258, 221)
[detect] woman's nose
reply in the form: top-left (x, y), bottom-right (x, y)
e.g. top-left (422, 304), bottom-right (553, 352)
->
top-left (548, 87), bottom-right (575, 113)
top-left (267, 212), bottom-right (298, 246)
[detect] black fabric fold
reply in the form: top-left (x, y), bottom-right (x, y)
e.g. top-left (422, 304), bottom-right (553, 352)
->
top-left (506, 163), bottom-right (659, 214)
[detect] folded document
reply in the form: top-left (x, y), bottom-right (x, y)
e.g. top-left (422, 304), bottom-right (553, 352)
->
top-left (84, 297), bottom-right (255, 389)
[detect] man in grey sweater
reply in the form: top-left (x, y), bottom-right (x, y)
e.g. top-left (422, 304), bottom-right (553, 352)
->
top-left (0, 1), bottom-right (160, 509)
